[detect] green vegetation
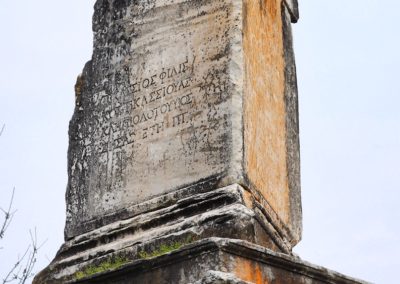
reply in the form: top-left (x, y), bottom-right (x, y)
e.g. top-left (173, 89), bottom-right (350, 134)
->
top-left (74, 236), bottom-right (196, 280)
top-left (138, 236), bottom-right (195, 259)
top-left (138, 241), bottom-right (183, 259)
top-left (74, 256), bottom-right (129, 280)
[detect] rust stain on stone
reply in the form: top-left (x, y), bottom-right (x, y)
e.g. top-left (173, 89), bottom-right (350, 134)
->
top-left (243, 0), bottom-right (290, 224)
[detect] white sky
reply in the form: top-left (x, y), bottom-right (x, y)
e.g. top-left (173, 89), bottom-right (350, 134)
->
top-left (0, 1), bottom-right (399, 283)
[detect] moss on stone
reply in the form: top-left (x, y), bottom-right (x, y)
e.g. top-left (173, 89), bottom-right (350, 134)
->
top-left (74, 237), bottom-right (195, 280)
top-left (138, 237), bottom-right (194, 259)
top-left (74, 256), bottom-right (129, 280)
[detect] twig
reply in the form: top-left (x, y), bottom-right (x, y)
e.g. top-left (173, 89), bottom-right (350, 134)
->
top-left (0, 124), bottom-right (4, 137)
top-left (0, 188), bottom-right (17, 240)
top-left (2, 229), bottom-right (45, 284)
top-left (1, 129), bottom-right (44, 283)
top-left (2, 245), bottom-right (30, 284)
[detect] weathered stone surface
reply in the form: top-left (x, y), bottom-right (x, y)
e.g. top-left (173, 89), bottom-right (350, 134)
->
top-left (65, 0), bottom-right (302, 250)
top-left (242, 0), bottom-right (302, 243)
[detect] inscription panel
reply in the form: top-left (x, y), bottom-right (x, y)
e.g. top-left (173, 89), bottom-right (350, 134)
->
top-left (66, 0), bottom-right (243, 234)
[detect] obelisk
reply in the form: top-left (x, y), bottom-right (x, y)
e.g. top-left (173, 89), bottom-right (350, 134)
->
top-left (35, 1), bottom-right (367, 283)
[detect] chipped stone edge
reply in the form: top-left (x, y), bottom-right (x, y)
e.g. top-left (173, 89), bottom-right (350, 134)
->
top-left (283, 0), bottom-right (299, 23)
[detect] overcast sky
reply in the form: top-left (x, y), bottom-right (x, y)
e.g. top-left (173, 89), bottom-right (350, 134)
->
top-left (0, 1), bottom-right (399, 283)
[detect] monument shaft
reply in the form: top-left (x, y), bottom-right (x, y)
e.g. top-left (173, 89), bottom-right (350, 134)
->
top-left (66, 0), bottom-right (301, 246)
top-left (34, 1), bottom-right (366, 283)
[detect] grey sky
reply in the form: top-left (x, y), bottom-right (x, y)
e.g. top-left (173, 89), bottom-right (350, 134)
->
top-left (0, 1), bottom-right (399, 283)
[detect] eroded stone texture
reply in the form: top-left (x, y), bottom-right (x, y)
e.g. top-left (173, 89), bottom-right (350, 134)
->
top-left (65, 0), bottom-right (302, 249)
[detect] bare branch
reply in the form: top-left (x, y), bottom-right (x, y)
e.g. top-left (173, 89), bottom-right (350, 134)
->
top-left (1, 131), bottom-right (44, 283)
top-left (2, 246), bottom-right (30, 284)
top-left (2, 229), bottom-right (44, 284)
top-left (0, 188), bottom-right (16, 240)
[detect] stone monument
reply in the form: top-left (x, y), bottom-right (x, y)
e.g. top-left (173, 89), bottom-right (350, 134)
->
top-left (35, 0), bottom-right (367, 283)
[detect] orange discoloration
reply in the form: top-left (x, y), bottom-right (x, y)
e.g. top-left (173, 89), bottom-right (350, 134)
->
top-left (254, 264), bottom-right (264, 284)
top-left (234, 258), bottom-right (267, 284)
top-left (242, 189), bottom-right (254, 209)
top-left (243, 0), bottom-right (290, 224)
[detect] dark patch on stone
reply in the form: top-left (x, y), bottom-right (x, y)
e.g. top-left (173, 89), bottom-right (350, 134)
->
top-left (281, 2), bottom-right (302, 241)
top-left (283, 0), bottom-right (299, 23)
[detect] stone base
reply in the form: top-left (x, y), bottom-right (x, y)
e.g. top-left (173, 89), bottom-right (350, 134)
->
top-left (35, 184), bottom-right (298, 283)
top-left (34, 184), bottom-right (367, 283)
top-left (66, 238), bottom-right (366, 284)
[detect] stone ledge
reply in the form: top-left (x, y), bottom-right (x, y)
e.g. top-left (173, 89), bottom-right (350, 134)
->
top-left (65, 175), bottom-right (223, 240)
top-left (34, 185), bottom-right (299, 283)
top-left (71, 238), bottom-right (369, 284)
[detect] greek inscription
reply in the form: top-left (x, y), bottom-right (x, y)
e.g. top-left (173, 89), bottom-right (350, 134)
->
top-left (173, 112), bottom-right (188, 127)
top-left (131, 78), bottom-right (192, 110)
top-left (85, 59), bottom-right (198, 155)
top-left (142, 121), bottom-right (165, 139)
top-left (82, 56), bottom-right (229, 158)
